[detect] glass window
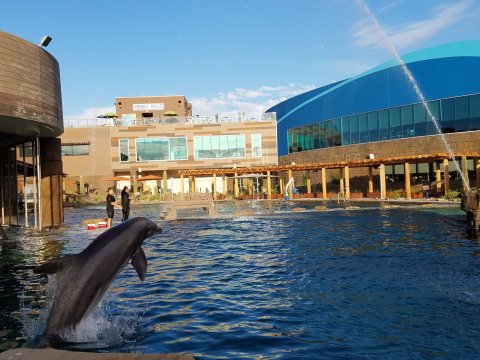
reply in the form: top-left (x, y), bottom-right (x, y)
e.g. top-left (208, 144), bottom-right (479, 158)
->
top-left (455, 96), bottom-right (470, 132)
top-left (119, 139), bottom-right (129, 162)
top-left (61, 144), bottom-right (89, 156)
top-left (349, 115), bottom-right (359, 144)
top-left (413, 104), bottom-right (426, 136)
top-left (427, 100), bottom-right (441, 135)
top-left (333, 118), bottom-right (342, 146)
top-left (136, 138), bottom-right (169, 161)
top-left (378, 110), bottom-right (389, 140)
top-left (170, 137), bottom-right (188, 160)
top-left (441, 98), bottom-right (455, 133)
top-left (390, 107), bottom-right (401, 139)
top-left (318, 122), bottom-right (327, 148)
top-left (401, 105), bottom-right (414, 137)
top-left (358, 113), bottom-right (368, 143)
top-left (287, 130), bottom-right (293, 153)
top-left (325, 120), bottom-right (334, 147)
top-left (368, 112), bottom-right (379, 142)
top-left (470, 94), bottom-right (480, 131)
top-left (251, 134), bottom-right (262, 157)
top-left (342, 117), bottom-right (350, 145)
top-left (313, 123), bottom-right (320, 149)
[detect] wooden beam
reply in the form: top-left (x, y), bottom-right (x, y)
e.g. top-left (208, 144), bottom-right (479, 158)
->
top-left (405, 162), bottom-right (411, 200)
top-left (443, 159), bottom-right (449, 195)
top-left (321, 168), bottom-right (327, 199)
top-left (344, 166), bottom-right (350, 200)
top-left (267, 170), bottom-right (272, 200)
top-left (379, 164), bottom-right (386, 200)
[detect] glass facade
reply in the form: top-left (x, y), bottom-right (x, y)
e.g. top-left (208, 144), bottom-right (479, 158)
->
top-left (119, 139), bottom-right (129, 162)
top-left (194, 135), bottom-right (246, 159)
top-left (251, 134), bottom-right (262, 157)
top-left (136, 137), bottom-right (187, 161)
top-left (61, 144), bottom-right (89, 156)
top-left (288, 93), bottom-right (480, 153)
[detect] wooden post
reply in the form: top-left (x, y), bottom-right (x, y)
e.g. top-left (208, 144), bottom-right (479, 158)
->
top-left (435, 162), bottom-right (442, 193)
top-left (223, 175), bottom-right (227, 195)
top-left (368, 166), bottom-right (373, 193)
top-left (280, 177), bottom-right (284, 196)
top-left (234, 172), bottom-right (239, 198)
top-left (344, 166), bottom-right (350, 200)
top-left (306, 171), bottom-right (311, 194)
top-left (180, 175), bottom-right (185, 194)
top-left (339, 168), bottom-right (345, 199)
top-left (163, 170), bottom-right (168, 193)
top-left (288, 169), bottom-right (293, 200)
top-left (212, 173), bottom-right (217, 200)
top-left (443, 159), bottom-right (449, 195)
top-left (321, 168), bottom-right (327, 199)
top-left (476, 159), bottom-right (480, 189)
top-left (267, 170), bottom-right (272, 200)
top-left (461, 156), bottom-right (469, 192)
top-left (405, 162), bottom-right (411, 200)
top-left (379, 164), bottom-right (386, 200)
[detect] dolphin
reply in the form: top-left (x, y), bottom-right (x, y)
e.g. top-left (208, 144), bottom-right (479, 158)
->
top-left (33, 217), bottom-right (159, 344)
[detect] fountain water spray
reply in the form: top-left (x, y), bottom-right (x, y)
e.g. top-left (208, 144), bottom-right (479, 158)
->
top-left (354, 0), bottom-right (470, 192)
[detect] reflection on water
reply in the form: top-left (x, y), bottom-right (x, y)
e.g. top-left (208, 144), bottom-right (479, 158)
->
top-left (1, 201), bottom-right (480, 358)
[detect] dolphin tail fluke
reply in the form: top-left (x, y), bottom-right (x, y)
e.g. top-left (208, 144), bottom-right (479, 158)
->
top-left (34, 256), bottom-right (74, 275)
top-left (131, 247), bottom-right (147, 281)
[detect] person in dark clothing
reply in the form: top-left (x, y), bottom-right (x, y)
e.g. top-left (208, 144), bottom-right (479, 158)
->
top-left (106, 187), bottom-right (119, 228)
top-left (120, 186), bottom-right (131, 222)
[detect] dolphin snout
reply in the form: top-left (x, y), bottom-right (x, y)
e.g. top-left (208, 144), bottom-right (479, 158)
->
top-left (146, 225), bottom-right (162, 238)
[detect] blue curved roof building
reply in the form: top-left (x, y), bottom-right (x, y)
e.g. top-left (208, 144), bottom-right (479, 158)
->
top-left (267, 40), bottom-right (480, 157)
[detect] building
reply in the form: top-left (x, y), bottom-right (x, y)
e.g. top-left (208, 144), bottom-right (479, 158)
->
top-left (266, 40), bottom-right (480, 197)
top-left (61, 106), bottom-right (278, 197)
top-left (0, 30), bottom-right (64, 228)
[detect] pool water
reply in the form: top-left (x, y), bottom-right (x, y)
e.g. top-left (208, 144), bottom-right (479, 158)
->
top-left (1, 201), bottom-right (480, 359)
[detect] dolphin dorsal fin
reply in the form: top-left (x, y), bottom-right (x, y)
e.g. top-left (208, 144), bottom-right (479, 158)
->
top-left (34, 256), bottom-right (74, 275)
top-left (131, 247), bottom-right (147, 281)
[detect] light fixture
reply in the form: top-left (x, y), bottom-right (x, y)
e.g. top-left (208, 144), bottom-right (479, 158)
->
top-left (38, 35), bottom-right (52, 47)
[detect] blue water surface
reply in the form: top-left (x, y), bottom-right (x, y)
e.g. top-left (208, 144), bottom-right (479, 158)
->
top-left (1, 201), bottom-right (480, 359)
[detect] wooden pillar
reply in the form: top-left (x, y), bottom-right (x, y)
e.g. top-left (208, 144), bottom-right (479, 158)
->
top-left (223, 175), bottom-right (227, 195)
top-left (163, 170), bottom-right (168, 192)
top-left (212, 173), bottom-right (217, 200)
top-left (435, 162), bottom-right (442, 193)
top-left (379, 164), bottom-right (386, 200)
top-left (368, 166), bottom-right (373, 193)
top-left (288, 169), bottom-right (293, 199)
top-left (280, 177), bottom-right (284, 196)
top-left (306, 171), bottom-right (311, 194)
top-left (344, 166), bottom-right (350, 200)
top-left (321, 168), bottom-right (327, 199)
top-left (476, 159), bottom-right (480, 189)
top-left (180, 175), bottom-right (185, 194)
top-left (404, 162), bottom-right (411, 200)
top-left (461, 156), bottom-right (469, 192)
top-left (443, 159), bottom-right (449, 195)
top-left (339, 168), bottom-right (345, 198)
top-left (267, 170), bottom-right (272, 200)
top-left (234, 172), bottom-right (239, 198)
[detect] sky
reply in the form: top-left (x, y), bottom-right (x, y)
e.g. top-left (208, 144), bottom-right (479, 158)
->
top-left (1, 0), bottom-right (479, 120)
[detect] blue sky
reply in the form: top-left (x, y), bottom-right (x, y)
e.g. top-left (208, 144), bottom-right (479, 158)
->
top-left (2, 0), bottom-right (479, 119)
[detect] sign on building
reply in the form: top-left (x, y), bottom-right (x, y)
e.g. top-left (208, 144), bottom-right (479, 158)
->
top-left (133, 103), bottom-right (165, 111)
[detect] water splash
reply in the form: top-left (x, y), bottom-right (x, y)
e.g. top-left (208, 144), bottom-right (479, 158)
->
top-left (354, 0), bottom-right (470, 192)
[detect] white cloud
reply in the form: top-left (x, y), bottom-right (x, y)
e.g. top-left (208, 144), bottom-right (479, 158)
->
top-left (353, 0), bottom-right (472, 50)
top-left (64, 84), bottom-right (317, 121)
top-left (190, 84), bottom-right (316, 115)
top-left (64, 106), bottom-right (115, 120)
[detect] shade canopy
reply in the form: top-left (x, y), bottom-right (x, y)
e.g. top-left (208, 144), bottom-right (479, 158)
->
top-left (137, 174), bottom-right (163, 181)
top-left (102, 176), bottom-right (130, 181)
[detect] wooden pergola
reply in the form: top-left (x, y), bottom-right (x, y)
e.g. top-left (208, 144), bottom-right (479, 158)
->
top-left (177, 152), bottom-right (480, 200)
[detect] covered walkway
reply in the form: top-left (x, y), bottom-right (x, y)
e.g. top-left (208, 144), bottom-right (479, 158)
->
top-left (178, 152), bottom-right (480, 200)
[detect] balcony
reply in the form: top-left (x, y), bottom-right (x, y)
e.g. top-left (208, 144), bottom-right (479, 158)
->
top-left (64, 113), bottom-right (276, 128)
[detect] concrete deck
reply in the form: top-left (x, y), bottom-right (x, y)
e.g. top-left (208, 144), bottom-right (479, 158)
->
top-left (0, 349), bottom-right (194, 360)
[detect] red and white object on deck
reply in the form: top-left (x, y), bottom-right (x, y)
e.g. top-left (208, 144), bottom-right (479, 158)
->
top-left (87, 223), bottom-right (96, 230)
top-left (97, 221), bottom-right (108, 229)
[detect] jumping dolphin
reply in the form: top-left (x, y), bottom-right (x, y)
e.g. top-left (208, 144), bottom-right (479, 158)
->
top-left (33, 217), bottom-right (159, 343)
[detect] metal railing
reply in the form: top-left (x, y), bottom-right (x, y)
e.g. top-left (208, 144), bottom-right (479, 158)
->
top-left (64, 112), bottom-right (276, 128)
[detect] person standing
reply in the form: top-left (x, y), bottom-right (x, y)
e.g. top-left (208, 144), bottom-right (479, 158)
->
top-left (106, 187), bottom-right (119, 228)
top-left (121, 186), bottom-right (131, 222)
